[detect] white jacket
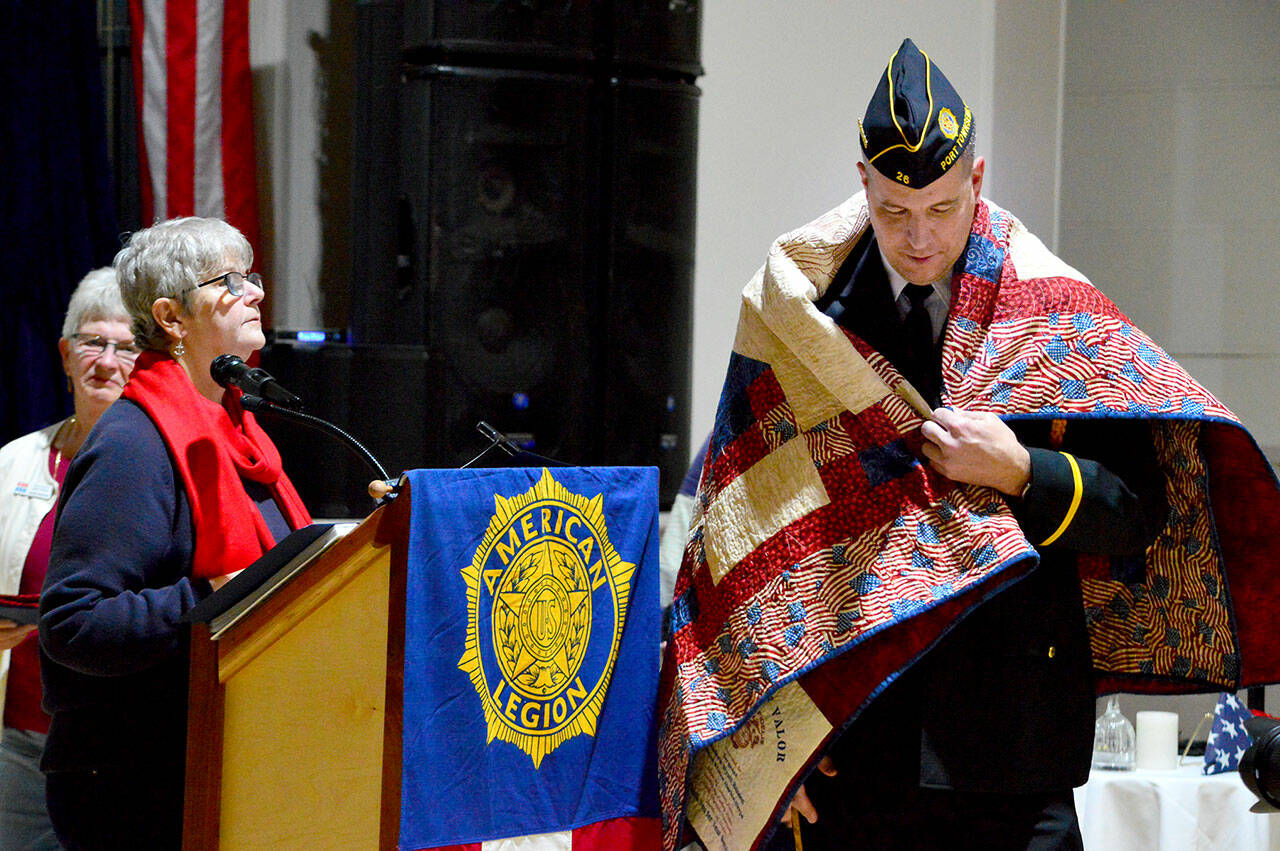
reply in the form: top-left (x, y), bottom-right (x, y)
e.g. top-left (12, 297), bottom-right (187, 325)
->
top-left (0, 420), bottom-right (65, 723)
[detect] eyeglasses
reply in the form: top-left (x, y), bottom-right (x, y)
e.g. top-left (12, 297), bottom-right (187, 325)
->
top-left (70, 334), bottom-right (141, 362)
top-left (193, 271), bottom-right (264, 298)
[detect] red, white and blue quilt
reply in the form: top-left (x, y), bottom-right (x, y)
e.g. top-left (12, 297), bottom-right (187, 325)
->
top-left (658, 195), bottom-right (1280, 851)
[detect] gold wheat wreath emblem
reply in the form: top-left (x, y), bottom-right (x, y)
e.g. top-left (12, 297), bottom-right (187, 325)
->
top-left (459, 469), bottom-right (635, 768)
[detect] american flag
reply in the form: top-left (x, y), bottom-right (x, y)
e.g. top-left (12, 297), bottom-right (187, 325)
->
top-left (127, 0), bottom-right (259, 248)
top-left (1204, 691), bottom-right (1256, 775)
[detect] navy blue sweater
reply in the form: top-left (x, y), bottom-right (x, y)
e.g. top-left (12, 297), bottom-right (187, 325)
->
top-left (39, 398), bottom-right (290, 774)
top-left (40, 399), bottom-right (205, 773)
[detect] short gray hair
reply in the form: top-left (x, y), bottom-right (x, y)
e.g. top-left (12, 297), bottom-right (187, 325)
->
top-left (61, 267), bottom-right (130, 339)
top-left (115, 217), bottom-right (253, 351)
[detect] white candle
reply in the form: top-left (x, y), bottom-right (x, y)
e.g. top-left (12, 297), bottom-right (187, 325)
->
top-left (1135, 710), bottom-right (1179, 770)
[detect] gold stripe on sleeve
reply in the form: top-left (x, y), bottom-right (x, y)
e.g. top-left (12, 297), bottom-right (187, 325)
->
top-left (1039, 452), bottom-right (1083, 547)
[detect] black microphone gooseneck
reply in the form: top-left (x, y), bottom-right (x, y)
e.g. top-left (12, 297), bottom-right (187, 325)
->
top-left (238, 395), bottom-right (391, 482)
top-left (210, 355), bottom-right (390, 482)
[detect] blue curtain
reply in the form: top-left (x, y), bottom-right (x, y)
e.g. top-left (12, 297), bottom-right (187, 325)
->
top-left (0, 0), bottom-right (120, 444)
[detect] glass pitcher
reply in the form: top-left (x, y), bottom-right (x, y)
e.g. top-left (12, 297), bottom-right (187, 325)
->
top-left (1092, 694), bottom-right (1136, 770)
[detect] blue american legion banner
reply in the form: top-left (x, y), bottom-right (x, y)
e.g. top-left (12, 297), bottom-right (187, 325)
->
top-left (400, 467), bottom-right (661, 849)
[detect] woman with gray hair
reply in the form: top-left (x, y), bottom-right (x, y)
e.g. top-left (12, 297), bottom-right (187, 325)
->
top-left (0, 267), bottom-right (136, 851)
top-left (39, 217), bottom-right (311, 850)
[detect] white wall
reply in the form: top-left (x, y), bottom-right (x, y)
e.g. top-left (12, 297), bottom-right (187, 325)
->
top-left (988, 2), bottom-right (1066, 248)
top-left (249, 0), bottom-right (327, 330)
top-left (1060, 0), bottom-right (1280, 460)
top-left (1059, 0), bottom-right (1280, 735)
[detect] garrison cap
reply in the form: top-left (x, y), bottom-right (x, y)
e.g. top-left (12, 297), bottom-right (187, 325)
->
top-left (859, 38), bottom-right (973, 188)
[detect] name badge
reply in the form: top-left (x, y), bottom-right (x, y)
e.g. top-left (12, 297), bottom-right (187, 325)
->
top-left (13, 481), bottom-right (55, 500)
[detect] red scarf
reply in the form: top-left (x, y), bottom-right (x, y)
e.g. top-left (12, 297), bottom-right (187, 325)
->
top-left (122, 351), bottom-right (312, 579)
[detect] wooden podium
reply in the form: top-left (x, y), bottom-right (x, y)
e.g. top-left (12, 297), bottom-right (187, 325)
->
top-left (182, 485), bottom-right (413, 850)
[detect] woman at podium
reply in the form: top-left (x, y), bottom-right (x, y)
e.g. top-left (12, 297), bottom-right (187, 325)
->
top-left (39, 217), bottom-right (312, 850)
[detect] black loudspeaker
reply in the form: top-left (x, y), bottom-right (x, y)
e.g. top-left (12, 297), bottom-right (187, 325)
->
top-left (402, 66), bottom-right (600, 467)
top-left (401, 0), bottom-right (597, 63)
top-left (317, 3), bottom-right (702, 512)
top-left (611, 0), bottom-right (703, 77)
top-left (352, 0), bottom-right (416, 344)
top-left (401, 0), bottom-right (701, 78)
top-left (601, 77), bottom-right (698, 502)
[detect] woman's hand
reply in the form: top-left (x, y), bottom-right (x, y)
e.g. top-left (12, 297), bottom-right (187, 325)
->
top-left (0, 619), bottom-right (37, 651)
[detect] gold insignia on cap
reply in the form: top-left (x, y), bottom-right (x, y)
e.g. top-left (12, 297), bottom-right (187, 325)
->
top-left (938, 107), bottom-right (959, 140)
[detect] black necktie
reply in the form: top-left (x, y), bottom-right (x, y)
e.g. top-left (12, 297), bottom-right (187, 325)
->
top-left (902, 283), bottom-right (937, 404)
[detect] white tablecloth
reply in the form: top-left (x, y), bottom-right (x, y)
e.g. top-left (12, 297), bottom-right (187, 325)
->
top-left (1074, 764), bottom-right (1280, 850)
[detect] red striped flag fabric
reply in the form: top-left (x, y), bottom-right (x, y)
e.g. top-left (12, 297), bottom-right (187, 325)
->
top-left (128, 0), bottom-right (259, 250)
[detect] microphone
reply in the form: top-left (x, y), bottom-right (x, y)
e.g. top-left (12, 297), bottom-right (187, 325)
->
top-left (211, 354), bottom-right (302, 408)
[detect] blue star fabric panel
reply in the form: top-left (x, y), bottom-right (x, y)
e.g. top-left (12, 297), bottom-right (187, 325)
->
top-left (399, 467), bottom-right (661, 848)
top-left (1203, 691), bottom-right (1255, 775)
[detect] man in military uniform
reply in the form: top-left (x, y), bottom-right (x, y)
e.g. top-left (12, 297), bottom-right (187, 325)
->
top-left (774, 39), bottom-right (1166, 849)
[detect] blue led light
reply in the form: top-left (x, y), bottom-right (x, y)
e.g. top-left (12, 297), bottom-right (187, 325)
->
top-left (512, 392), bottom-right (530, 410)
top-left (296, 330), bottom-right (327, 343)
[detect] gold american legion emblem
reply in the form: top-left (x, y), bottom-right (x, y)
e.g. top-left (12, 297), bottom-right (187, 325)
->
top-left (938, 107), bottom-right (959, 140)
top-left (458, 469), bottom-right (635, 767)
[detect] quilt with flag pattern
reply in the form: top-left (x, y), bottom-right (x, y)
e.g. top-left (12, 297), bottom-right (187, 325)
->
top-left (657, 193), bottom-right (1280, 851)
